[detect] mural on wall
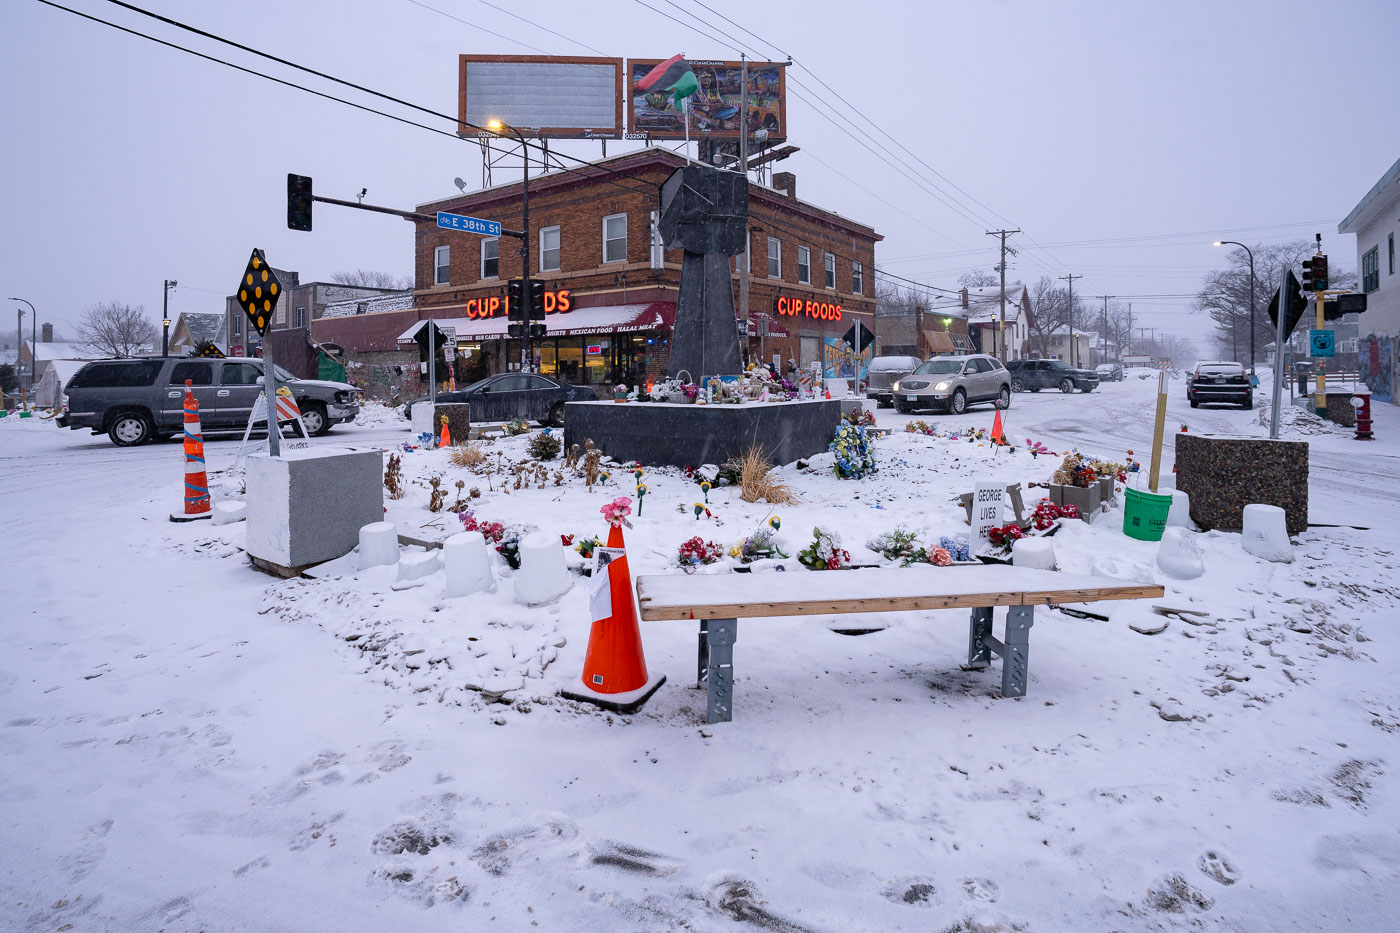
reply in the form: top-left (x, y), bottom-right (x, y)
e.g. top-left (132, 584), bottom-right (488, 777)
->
top-left (1360, 334), bottom-right (1393, 402)
top-left (822, 337), bottom-right (871, 381)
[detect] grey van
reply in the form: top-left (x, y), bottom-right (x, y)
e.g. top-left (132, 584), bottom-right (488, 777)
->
top-left (58, 357), bottom-right (359, 446)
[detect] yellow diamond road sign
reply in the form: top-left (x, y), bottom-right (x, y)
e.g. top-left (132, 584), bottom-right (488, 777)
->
top-left (237, 248), bottom-right (281, 337)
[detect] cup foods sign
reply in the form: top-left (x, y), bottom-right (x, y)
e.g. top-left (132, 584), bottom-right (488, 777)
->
top-left (463, 288), bottom-right (573, 319)
top-left (775, 295), bottom-right (842, 322)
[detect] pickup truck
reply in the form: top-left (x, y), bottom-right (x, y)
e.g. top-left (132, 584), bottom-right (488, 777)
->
top-left (59, 356), bottom-right (359, 446)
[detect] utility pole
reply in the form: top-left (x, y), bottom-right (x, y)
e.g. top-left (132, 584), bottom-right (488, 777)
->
top-left (15, 307), bottom-right (23, 403)
top-left (1095, 295), bottom-right (1112, 364)
top-left (986, 229), bottom-right (1020, 361)
top-left (737, 55), bottom-right (750, 365)
top-left (1126, 303), bottom-right (1133, 355)
top-left (1059, 273), bottom-right (1081, 366)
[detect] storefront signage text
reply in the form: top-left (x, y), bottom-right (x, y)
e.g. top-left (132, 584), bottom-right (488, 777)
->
top-left (464, 289), bottom-right (572, 319)
top-left (775, 295), bottom-right (842, 322)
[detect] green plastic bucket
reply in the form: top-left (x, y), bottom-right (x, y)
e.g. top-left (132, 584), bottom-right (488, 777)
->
top-left (1122, 487), bottom-right (1172, 541)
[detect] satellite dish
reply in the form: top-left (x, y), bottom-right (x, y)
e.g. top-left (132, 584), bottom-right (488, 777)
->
top-left (453, 177), bottom-right (467, 192)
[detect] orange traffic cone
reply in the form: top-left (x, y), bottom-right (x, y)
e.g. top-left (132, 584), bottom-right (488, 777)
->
top-left (990, 408), bottom-right (1006, 446)
top-left (171, 379), bottom-right (212, 522)
top-left (440, 415), bottom-right (451, 448)
top-left (560, 523), bottom-right (666, 713)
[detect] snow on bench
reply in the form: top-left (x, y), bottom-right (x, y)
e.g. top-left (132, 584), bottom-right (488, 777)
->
top-left (635, 565), bottom-right (1164, 723)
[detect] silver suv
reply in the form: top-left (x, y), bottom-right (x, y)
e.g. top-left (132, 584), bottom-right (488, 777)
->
top-left (892, 354), bottom-right (1012, 415)
top-left (59, 356), bottom-right (359, 446)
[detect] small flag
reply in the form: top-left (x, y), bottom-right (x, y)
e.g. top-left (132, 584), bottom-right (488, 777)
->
top-left (638, 54), bottom-right (699, 107)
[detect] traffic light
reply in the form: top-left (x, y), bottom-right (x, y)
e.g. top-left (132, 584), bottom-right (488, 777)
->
top-left (507, 322), bottom-right (525, 338)
top-left (1323, 292), bottom-right (1367, 321)
top-left (507, 278), bottom-right (525, 321)
top-left (529, 323), bottom-right (547, 338)
top-left (287, 174), bottom-right (313, 231)
top-left (1312, 254), bottom-right (1328, 291)
top-left (1301, 258), bottom-right (1314, 292)
top-left (529, 280), bottom-right (546, 320)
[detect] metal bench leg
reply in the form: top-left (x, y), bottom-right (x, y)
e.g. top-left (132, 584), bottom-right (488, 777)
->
top-left (705, 618), bottom-right (738, 724)
top-left (1001, 605), bottom-right (1033, 698)
top-left (965, 607), bottom-right (994, 670)
top-left (697, 619), bottom-right (709, 688)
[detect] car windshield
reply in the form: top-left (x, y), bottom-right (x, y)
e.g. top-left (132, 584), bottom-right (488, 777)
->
top-left (914, 359), bottom-right (964, 375)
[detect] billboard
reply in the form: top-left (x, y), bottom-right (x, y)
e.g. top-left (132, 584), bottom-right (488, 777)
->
top-left (459, 55), bottom-right (625, 138)
top-left (628, 59), bottom-right (786, 140)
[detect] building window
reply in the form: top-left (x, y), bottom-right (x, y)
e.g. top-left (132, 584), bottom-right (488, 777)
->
top-left (603, 213), bottom-right (627, 263)
top-left (649, 210), bottom-right (664, 269)
top-left (1390, 233), bottom-right (1395, 275)
top-left (767, 237), bottom-right (781, 278)
top-left (824, 252), bottom-right (836, 289)
top-left (852, 261), bottom-right (863, 295)
top-left (295, 306), bottom-right (307, 328)
top-left (1362, 246), bottom-right (1380, 293)
top-left (231, 314), bottom-right (242, 337)
top-left (434, 245), bottom-right (450, 285)
top-left (481, 238), bottom-right (499, 279)
top-left (797, 246), bottom-right (811, 284)
top-left (540, 225), bottom-right (561, 272)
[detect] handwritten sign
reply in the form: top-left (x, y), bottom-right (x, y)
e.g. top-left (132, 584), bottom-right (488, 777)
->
top-left (972, 482), bottom-right (1003, 545)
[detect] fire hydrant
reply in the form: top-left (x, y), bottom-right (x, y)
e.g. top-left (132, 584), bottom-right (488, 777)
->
top-left (1351, 392), bottom-right (1373, 440)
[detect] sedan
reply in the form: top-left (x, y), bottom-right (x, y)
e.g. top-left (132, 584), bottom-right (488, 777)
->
top-left (405, 372), bottom-right (595, 427)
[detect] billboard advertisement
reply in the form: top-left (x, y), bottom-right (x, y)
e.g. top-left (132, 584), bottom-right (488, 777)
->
top-left (628, 59), bottom-right (786, 140)
top-left (459, 55), bottom-right (625, 138)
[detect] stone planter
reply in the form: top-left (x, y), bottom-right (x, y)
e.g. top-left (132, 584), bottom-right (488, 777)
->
top-left (1175, 433), bottom-right (1308, 535)
top-left (433, 402), bottom-right (471, 444)
top-left (1049, 483), bottom-right (1100, 521)
top-left (1098, 475), bottom-right (1116, 502)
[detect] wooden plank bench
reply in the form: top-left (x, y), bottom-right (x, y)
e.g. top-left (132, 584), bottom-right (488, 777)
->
top-left (635, 565), bottom-right (1164, 723)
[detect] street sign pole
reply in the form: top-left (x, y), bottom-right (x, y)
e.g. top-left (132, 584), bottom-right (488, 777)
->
top-left (1313, 273), bottom-right (1327, 418)
top-left (1270, 264), bottom-right (1287, 440)
top-left (263, 334), bottom-right (280, 457)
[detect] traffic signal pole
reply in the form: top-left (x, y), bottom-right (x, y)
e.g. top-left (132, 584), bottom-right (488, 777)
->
top-left (1314, 282), bottom-right (1327, 417)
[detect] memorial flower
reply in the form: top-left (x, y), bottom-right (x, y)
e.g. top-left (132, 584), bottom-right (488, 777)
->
top-left (798, 526), bottom-right (852, 570)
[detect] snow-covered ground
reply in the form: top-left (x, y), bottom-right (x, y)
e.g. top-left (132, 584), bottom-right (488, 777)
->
top-left (3, 378), bottom-right (1399, 932)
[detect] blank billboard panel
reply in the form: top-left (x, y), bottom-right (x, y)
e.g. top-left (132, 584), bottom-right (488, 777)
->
top-left (459, 55), bottom-right (624, 139)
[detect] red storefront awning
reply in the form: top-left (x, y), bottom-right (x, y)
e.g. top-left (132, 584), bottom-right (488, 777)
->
top-left (397, 302), bottom-right (675, 344)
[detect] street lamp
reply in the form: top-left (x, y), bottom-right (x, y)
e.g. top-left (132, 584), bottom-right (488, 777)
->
top-left (10, 297), bottom-right (35, 399)
top-left (488, 118), bottom-right (533, 373)
top-left (162, 279), bottom-right (178, 358)
top-left (1213, 241), bottom-right (1256, 372)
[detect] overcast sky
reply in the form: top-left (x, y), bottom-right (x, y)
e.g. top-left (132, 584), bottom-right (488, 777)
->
top-left (3, 0), bottom-right (1398, 350)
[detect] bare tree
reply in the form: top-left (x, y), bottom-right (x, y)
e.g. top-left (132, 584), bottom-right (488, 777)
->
top-left (957, 269), bottom-right (999, 288)
top-left (1027, 275), bottom-right (1087, 356)
top-left (331, 269), bottom-right (412, 289)
top-left (75, 301), bottom-right (157, 358)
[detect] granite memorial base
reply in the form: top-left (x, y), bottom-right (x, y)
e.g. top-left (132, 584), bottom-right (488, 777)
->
top-left (434, 403), bottom-right (471, 444)
top-left (245, 447), bottom-right (384, 577)
top-left (564, 399), bottom-right (841, 467)
top-left (1175, 433), bottom-right (1308, 536)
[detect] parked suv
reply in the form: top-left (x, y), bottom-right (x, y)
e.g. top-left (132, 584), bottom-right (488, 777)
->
top-left (892, 354), bottom-right (1011, 415)
top-left (864, 355), bottom-right (921, 408)
top-left (1186, 361), bottom-right (1252, 409)
top-left (1005, 358), bottom-right (1100, 393)
top-left (58, 357), bottom-right (359, 446)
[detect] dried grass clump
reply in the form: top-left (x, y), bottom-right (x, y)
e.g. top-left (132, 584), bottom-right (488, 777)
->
top-left (448, 442), bottom-right (487, 469)
top-left (739, 447), bottom-right (795, 504)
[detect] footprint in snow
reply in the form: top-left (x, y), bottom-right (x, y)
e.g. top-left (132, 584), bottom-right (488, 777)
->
top-left (881, 875), bottom-right (942, 908)
top-left (1197, 850), bottom-right (1239, 886)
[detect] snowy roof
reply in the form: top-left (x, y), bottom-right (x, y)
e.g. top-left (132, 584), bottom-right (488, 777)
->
top-left (179, 313), bottom-right (225, 344)
top-left (964, 284), bottom-right (1028, 325)
top-left (321, 291), bottom-right (414, 319)
top-left (29, 340), bottom-right (96, 361)
top-left (43, 359), bottom-right (89, 383)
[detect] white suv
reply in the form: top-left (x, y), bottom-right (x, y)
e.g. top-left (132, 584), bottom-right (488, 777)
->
top-left (892, 354), bottom-right (1012, 415)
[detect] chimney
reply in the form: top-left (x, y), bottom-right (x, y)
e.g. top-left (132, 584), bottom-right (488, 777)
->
top-left (42, 323), bottom-right (53, 343)
top-left (960, 287), bottom-right (969, 310)
top-left (772, 172), bottom-right (796, 200)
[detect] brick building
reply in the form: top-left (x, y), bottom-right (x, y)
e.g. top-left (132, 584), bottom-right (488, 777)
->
top-left (311, 148), bottom-right (881, 392)
top-left (225, 271), bottom-right (400, 357)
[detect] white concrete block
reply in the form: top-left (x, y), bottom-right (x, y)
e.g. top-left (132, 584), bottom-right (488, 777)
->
top-left (358, 521), bottom-right (400, 570)
top-left (1242, 503), bottom-right (1293, 563)
top-left (1011, 536), bottom-right (1057, 571)
top-left (212, 501), bottom-right (247, 525)
top-left (443, 531), bottom-right (493, 597)
top-left (514, 532), bottom-right (572, 606)
top-left (1165, 489), bottom-right (1197, 530)
top-left (245, 447), bottom-right (385, 570)
top-left (1156, 527), bottom-right (1204, 579)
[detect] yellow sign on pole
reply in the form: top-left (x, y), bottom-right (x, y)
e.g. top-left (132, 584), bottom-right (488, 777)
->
top-left (236, 248), bottom-right (282, 337)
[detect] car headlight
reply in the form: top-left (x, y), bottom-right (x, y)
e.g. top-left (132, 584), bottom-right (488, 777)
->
top-left (891, 380), bottom-right (901, 392)
top-left (334, 390), bottom-right (352, 404)
top-left (934, 381), bottom-right (950, 391)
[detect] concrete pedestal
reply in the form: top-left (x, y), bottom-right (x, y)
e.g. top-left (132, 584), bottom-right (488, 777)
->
top-left (563, 399), bottom-right (840, 468)
top-left (434, 402), bottom-right (471, 445)
top-left (246, 447), bottom-right (384, 576)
